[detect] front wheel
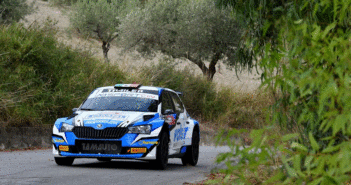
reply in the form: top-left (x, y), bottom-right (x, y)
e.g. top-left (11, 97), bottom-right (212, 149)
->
top-left (54, 157), bottom-right (75, 166)
top-left (181, 129), bottom-right (199, 166)
top-left (154, 131), bottom-right (169, 170)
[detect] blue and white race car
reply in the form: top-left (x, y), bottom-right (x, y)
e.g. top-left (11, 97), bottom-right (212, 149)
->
top-left (52, 84), bottom-right (200, 169)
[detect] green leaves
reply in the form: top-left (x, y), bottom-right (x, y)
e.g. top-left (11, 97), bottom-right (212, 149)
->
top-left (309, 132), bottom-right (319, 151)
top-left (0, 0), bottom-right (34, 25)
top-left (118, 0), bottom-right (245, 79)
top-left (215, 0), bottom-right (351, 184)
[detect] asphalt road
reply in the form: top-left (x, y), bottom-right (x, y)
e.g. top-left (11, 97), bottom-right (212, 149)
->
top-left (0, 146), bottom-right (230, 185)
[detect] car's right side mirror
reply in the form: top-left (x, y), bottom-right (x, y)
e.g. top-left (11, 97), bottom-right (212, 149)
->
top-left (72, 108), bottom-right (78, 113)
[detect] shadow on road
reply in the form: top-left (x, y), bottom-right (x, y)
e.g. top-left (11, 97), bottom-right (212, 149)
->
top-left (67, 159), bottom-right (187, 171)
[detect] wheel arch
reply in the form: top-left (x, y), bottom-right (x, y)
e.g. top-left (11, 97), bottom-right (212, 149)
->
top-left (160, 122), bottom-right (170, 142)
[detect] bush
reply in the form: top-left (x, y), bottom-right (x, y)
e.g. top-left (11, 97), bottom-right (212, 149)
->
top-left (215, 0), bottom-right (351, 184)
top-left (123, 58), bottom-right (271, 128)
top-left (0, 0), bottom-right (34, 24)
top-left (0, 22), bottom-right (125, 127)
top-left (49, 0), bottom-right (78, 6)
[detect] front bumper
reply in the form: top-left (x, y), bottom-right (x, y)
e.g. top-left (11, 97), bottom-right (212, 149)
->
top-left (52, 127), bottom-right (160, 160)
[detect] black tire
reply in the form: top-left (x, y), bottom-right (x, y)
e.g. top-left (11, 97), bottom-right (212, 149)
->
top-left (54, 157), bottom-right (74, 166)
top-left (181, 129), bottom-right (199, 166)
top-left (97, 158), bottom-right (112, 162)
top-left (154, 130), bottom-right (169, 170)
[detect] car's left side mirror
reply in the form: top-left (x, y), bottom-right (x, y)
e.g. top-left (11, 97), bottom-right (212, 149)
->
top-left (72, 108), bottom-right (78, 113)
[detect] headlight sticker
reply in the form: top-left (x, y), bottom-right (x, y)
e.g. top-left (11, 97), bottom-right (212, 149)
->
top-left (53, 138), bottom-right (65, 143)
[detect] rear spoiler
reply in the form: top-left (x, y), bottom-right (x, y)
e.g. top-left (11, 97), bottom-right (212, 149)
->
top-left (176, 91), bottom-right (183, 97)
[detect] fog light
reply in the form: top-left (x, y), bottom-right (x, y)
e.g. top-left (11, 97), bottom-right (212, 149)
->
top-left (59, 145), bottom-right (69, 152)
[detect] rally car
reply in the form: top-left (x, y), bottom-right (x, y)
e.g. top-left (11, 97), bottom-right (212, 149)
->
top-left (52, 84), bottom-right (200, 169)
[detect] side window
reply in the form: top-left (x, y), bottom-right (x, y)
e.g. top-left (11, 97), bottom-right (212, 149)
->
top-left (170, 92), bottom-right (184, 113)
top-left (161, 91), bottom-right (174, 114)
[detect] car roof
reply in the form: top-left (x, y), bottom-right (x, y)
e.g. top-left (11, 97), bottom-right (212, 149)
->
top-left (96, 85), bottom-right (176, 93)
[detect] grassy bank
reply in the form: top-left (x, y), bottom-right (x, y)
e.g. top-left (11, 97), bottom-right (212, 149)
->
top-left (0, 22), bottom-right (124, 127)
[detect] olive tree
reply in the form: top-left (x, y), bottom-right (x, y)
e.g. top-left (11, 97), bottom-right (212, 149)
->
top-left (0, 0), bottom-right (34, 25)
top-left (118, 0), bottom-right (247, 81)
top-left (70, 0), bottom-right (136, 63)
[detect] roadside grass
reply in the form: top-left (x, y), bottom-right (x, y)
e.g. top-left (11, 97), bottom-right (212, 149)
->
top-left (191, 164), bottom-right (283, 185)
top-left (0, 22), bottom-right (125, 127)
top-left (46, 0), bottom-right (78, 6)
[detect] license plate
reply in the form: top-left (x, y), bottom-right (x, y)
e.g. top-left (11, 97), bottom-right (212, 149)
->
top-left (75, 140), bottom-right (121, 154)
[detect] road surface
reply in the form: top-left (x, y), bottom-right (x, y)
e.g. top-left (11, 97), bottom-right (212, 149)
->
top-left (0, 146), bottom-right (230, 185)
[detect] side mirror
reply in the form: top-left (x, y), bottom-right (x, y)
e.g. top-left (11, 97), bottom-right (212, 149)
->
top-left (163, 109), bottom-right (174, 115)
top-left (72, 108), bottom-right (78, 113)
top-left (176, 112), bottom-right (180, 119)
top-left (176, 91), bottom-right (183, 97)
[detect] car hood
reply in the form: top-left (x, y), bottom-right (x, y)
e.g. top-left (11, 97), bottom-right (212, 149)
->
top-left (73, 111), bottom-right (151, 129)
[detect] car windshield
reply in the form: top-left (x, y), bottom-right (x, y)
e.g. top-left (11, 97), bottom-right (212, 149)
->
top-left (80, 97), bottom-right (158, 112)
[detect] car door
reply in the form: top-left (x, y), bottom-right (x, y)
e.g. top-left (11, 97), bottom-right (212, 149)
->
top-left (169, 91), bottom-right (188, 153)
top-left (161, 91), bottom-right (180, 154)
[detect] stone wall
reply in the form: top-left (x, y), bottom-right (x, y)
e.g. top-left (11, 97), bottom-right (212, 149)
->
top-left (0, 126), bottom-right (220, 150)
top-left (0, 126), bottom-right (52, 150)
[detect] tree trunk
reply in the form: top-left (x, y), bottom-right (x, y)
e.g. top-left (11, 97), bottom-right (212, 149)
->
top-left (102, 41), bottom-right (110, 63)
top-left (205, 52), bottom-right (221, 81)
top-left (186, 53), bottom-right (221, 81)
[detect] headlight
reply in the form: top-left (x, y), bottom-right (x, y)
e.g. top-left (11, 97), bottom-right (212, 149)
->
top-left (60, 123), bottom-right (74, 132)
top-left (128, 125), bottom-right (151, 134)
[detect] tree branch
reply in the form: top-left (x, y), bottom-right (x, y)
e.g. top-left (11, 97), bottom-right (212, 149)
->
top-left (93, 24), bottom-right (104, 41)
top-left (108, 33), bottom-right (119, 43)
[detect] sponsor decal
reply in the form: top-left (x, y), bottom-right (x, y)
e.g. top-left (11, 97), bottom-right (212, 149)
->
top-left (174, 127), bottom-right (189, 142)
top-left (127, 148), bottom-right (147, 153)
top-left (166, 115), bottom-right (176, 125)
top-left (85, 114), bottom-right (126, 119)
top-left (102, 89), bottom-right (144, 93)
top-left (99, 89), bottom-right (159, 97)
top-left (82, 143), bottom-right (119, 152)
top-left (53, 138), bottom-right (65, 143)
top-left (173, 142), bottom-right (183, 148)
top-left (59, 145), bottom-right (69, 152)
top-left (139, 94), bottom-right (157, 99)
top-left (114, 84), bottom-right (140, 88)
top-left (138, 141), bottom-right (158, 145)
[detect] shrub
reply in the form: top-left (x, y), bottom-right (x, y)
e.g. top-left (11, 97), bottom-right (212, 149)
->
top-left (49, 0), bottom-right (78, 6)
top-left (123, 58), bottom-right (271, 128)
top-left (216, 0), bottom-right (351, 184)
top-left (0, 0), bottom-right (34, 24)
top-left (0, 22), bottom-right (125, 127)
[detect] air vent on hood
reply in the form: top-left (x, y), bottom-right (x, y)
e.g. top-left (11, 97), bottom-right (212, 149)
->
top-left (143, 115), bottom-right (155, 122)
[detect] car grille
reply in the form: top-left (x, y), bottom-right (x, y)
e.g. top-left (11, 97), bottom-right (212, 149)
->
top-left (73, 127), bottom-right (128, 139)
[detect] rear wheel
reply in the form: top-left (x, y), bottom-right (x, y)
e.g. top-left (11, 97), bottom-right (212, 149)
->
top-left (54, 157), bottom-right (75, 166)
top-left (97, 158), bottom-right (111, 162)
top-left (154, 130), bottom-right (169, 170)
top-left (181, 129), bottom-right (199, 166)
